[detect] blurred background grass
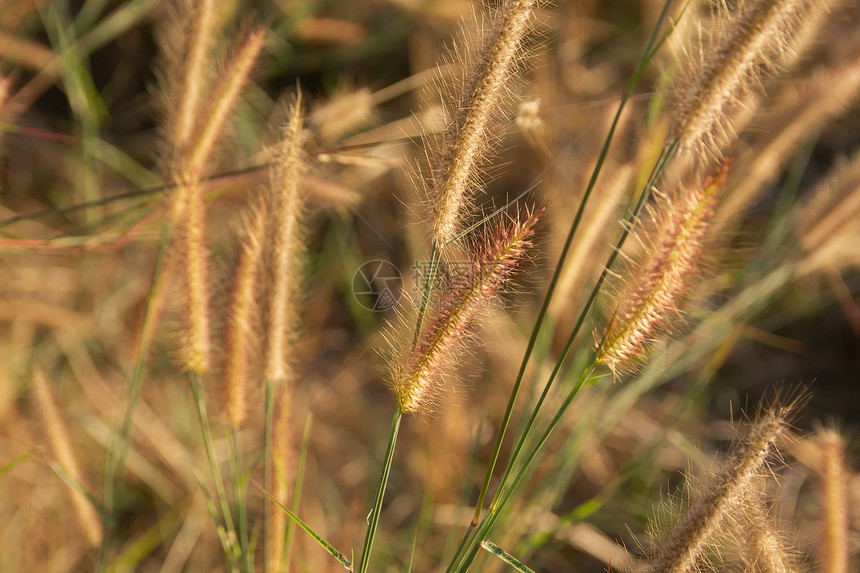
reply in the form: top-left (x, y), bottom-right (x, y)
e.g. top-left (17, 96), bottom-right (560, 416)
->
top-left (0, 0), bottom-right (858, 571)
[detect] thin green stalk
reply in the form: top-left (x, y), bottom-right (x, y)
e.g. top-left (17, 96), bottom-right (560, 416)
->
top-left (103, 220), bottom-right (170, 500)
top-left (358, 408), bottom-right (402, 573)
top-left (99, 219), bottom-right (172, 571)
top-left (456, 368), bottom-right (595, 573)
top-left (445, 525), bottom-right (478, 573)
top-left (469, 0), bottom-right (680, 529)
top-left (283, 414), bottom-right (314, 573)
top-left (492, 142), bottom-right (675, 508)
top-left (410, 239), bottom-right (440, 349)
top-left (188, 372), bottom-right (239, 561)
top-left (447, 140), bottom-right (677, 572)
top-left (229, 428), bottom-right (251, 572)
top-left (264, 379), bottom-right (275, 573)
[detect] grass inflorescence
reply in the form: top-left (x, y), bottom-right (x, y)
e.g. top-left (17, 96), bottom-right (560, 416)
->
top-left (0, 0), bottom-right (858, 572)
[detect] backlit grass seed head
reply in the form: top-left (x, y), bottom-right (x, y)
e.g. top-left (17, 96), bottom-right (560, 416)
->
top-left (669, 0), bottom-right (830, 158)
top-left (171, 0), bottom-right (218, 152)
top-left (737, 494), bottom-right (797, 573)
top-left (32, 369), bottom-right (104, 547)
top-left (311, 87), bottom-right (374, 143)
top-left (178, 177), bottom-right (211, 373)
top-left (796, 148), bottom-right (860, 276)
top-left (184, 28), bottom-right (266, 179)
top-left (392, 207), bottom-right (542, 414)
top-left (222, 202), bottom-right (267, 428)
top-left (430, 0), bottom-right (539, 246)
top-left (265, 98), bottom-right (307, 384)
top-left (647, 404), bottom-right (793, 573)
top-left (716, 51), bottom-right (860, 231)
top-left (597, 159), bottom-right (732, 375)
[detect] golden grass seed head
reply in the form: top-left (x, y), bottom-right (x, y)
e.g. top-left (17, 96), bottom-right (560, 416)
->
top-left (264, 98), bottom-right (307, 385)
top-left (817, 428), bottom-right (850, 573)
top-left (646, 403), bottom-right (794, 573)
top-left (668, 0), bottom-right (831, 159)
top-left (178, 178), bottom-right (212, 373)
top-left (222, 201), bottom-right (268, 428)
top-left (171, 0), bottom-right (219, 153)
top-left (429, 0), bottom-right (541, 246)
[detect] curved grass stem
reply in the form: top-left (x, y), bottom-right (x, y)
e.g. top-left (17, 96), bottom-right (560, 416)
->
top-left (447, 135), bottom-right (678, 573)
top-left (465, 0), bottom-right (680, 547)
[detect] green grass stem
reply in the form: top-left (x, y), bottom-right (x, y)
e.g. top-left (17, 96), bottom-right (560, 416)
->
top-left (358, 407), bottom-right (402, 573)
top-left (469, 0), bottom-right (679, 530)
top-left (187, 372), bottom-right (239, 565)
top-left (229, 428), bottom-right (252, 572)
top-left (283, 414), bottom-right (314, 573)
top-left (264, 379), bottom-right (275, 573)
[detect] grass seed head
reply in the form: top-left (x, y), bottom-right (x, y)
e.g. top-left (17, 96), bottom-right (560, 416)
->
top-left (597, 158), bottom-right (732, 376)
top-left (32, 369), bottom-right (104, 547)
top-left (222, 201), bottom-right (268, 428)
top-left (264, 98), bottom-right (307, 385)
top-left (171, 0), bottom-right (218, 153)
top-left (817, 428), bottom-right (850, 573)
top-left (668, 0), bottom-right (831, 159)
top-left (647, 401), bottom-right (796, 573)
top-left (429, 0), bottom-right (540, 246)
top-left (178, 177), bottom-right (212, 373)
top-left (393, 207), bottom-right (542, 414)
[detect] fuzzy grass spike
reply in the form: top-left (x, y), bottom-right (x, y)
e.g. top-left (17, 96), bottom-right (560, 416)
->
top-left (393, 208), bottom-right (542, 413)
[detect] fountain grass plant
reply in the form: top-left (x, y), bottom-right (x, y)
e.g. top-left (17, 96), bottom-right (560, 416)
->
top-left (0, 0), bottom-right (859, 571)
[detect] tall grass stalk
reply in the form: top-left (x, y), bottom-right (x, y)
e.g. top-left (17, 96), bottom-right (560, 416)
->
top-left (358, 408), bottom-right (402, 573)
top-left (471, 0), bottom-right (678, 527)
top-left (101, 219), bottom-right (174, 567)
top-left (3, 0), bottom-right (859, 570)
top-left (187, 372), bottom-right (240, 564)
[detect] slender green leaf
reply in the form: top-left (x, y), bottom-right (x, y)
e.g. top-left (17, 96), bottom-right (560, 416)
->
top-left (480, 541), bottom-right (536, 573)
top-left (260, 484), bottom-right (353, 571)
top-left (0, 453), bottom-right (30, 477)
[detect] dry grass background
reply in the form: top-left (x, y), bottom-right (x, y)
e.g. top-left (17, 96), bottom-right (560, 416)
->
top-left (0, 0), bottom-right (859, 571)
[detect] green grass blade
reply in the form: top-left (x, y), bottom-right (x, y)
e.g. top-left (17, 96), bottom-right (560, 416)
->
top-left (406, 528), bottom-right (418, 573)
top-left (468, 0), bottom-right (681, 534)
top-left (106, 501), bottom-right (185, 573)
top-left (0, 453), bottom-right (30, 477)
top-left (260, 485), bottom-right (353, 571)
top-left (480, 542), bottom-right (536, 573)
top-left (284, 413), bottom-right (314, 572)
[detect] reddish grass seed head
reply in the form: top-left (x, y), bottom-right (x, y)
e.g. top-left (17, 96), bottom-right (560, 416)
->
top-left (393, 207), bottom-right (542, 414)
top-left (597, 159), bottom-right (732, 375)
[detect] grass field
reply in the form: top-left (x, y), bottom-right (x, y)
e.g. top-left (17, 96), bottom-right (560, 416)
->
top-left (0, 0), bottom-right (858, 571)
